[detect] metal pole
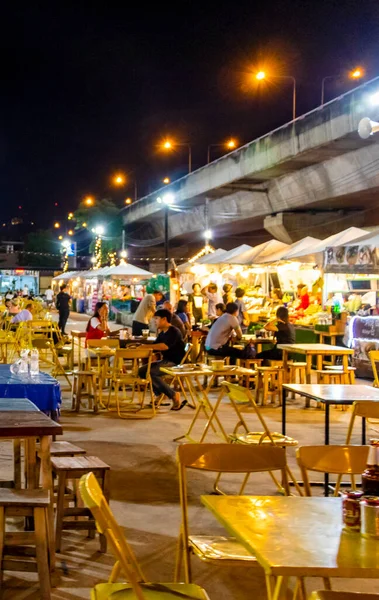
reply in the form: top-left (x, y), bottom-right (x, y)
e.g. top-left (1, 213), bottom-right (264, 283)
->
top-left (134, 178), bottom-right (138, 202)
top-left (188, 146), bottom-right (192, 173)
top-left (207, 146), bottom-right (211, 164)
top-left (321, 78), bottom-right (325, 106)
top-left (292, 78), bottom-right (296, 121)
top-left (164, 205), bottom-right (169, 273)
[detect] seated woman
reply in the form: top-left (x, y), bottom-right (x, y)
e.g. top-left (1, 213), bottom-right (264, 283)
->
top-left (175, 299), bottom-right (192, 336)
top-left (256, 306), bottom-right (295, 363)
top-left (10, 301), bottom-right (33, 324)
top-left (85, 301), bottom-right (111, 343)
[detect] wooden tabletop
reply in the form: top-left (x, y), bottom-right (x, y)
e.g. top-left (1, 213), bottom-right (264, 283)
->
top-left (161, 365), bottom-right (256, 377)
top-left (0, 411), bottom-right (62, 437)
top-left (278, 343), bottom-right (353, 355)
top-left (0, 398), bottom-right (39, 411)
top-left (202, 495), bottom-right (379, 578)
top-left (283, 384), bottom-right (379, 404)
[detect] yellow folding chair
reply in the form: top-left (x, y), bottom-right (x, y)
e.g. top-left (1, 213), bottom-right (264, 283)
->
top-left (176, 443), bottom-right (290, 583)
top-left (79, 472), bottom-right (210, 600)
top-left (296, 445), bottom-right (369, 496)
top-left (106, 348), bottom-right (155, 418)
top-left (32, 338), bottom-right (72, 390)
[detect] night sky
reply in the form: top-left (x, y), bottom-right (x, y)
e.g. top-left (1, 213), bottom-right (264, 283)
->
top-left (1, 1), bottom-right (379, 229)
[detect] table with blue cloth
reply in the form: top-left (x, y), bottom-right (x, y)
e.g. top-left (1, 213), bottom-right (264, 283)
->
top-left (0, 365), bottom-right (61, 419)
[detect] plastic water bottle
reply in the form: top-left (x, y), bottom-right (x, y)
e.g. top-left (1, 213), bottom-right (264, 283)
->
top-left (30, 349), bottom-right (39, 376)
top-left (19, 349), bottom-right (29, 374)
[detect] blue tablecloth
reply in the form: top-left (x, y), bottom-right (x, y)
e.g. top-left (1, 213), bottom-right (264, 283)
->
top-left (0, 365), bottom-right (61, 413)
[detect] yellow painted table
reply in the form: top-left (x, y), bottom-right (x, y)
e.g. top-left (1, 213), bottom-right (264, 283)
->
top-left (161, 365), bottom-right (256, 443)
top-left (71, 330), bottom-right (86, 368)
top-left (202, 495), bottom-right (379, 600)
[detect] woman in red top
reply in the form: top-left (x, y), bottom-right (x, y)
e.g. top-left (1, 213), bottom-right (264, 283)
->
top-left (85, 302), bottom-right (111, 344)
top-left (299, 285), bottom-right (310, 310)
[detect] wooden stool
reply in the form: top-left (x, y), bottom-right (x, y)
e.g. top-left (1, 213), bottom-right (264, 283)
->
top-left (72, 370), bottom-right (98, 413)
top-left (239, 358), bottom-right (263, 370)
top-left (0, 489), bottom-right (51, 599)
top-left (316, 370), bottom-right (346, 384)
top-left (255, 367), bottom-right (284, 406)
top-left (52, 455), bottom-right (110, 553)
top-left (325, 365), bottom-right (356, 384)
top-left (35, 441), bottom-right (87, 488)
top-left (287, 362), bottom-right (307, 398)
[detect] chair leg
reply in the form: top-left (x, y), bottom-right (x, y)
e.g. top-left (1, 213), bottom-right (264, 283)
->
top-left (175, 532), bottom-right (184, 583)
top-left (0, 506), bottom-right (4, 591)
top-left (263, 374), bottom-right (269, 406)
top-left (55, 472), bottom-right (67, 552)
top-left (34, 507), bottom-right (51, 600)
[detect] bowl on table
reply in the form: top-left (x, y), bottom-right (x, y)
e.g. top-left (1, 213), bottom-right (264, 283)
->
top-left (210, 359), bottom-right (225, 371)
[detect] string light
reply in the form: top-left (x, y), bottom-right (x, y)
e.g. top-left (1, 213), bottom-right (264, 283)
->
top-left (188, 244), bottom-right (214, 263)
top-left (108, 251), bottom-right (117, 266)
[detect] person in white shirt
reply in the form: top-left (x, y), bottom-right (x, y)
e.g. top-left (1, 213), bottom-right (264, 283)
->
top-left (202, 283), bottom-right (223, 319)
top-left (22, 285), bottom-right (29, 297)
top-left (11, 302), bottom-right (33, 323)
top-left (45, 288), bottom-right (54, 307)
top-left (132, 290), bottom-right (163, 336)
top-left (205, 302), bottom-right (245, 365)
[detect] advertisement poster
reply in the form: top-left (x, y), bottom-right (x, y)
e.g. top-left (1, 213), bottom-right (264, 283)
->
top-left (324, 245), bottom-right (379, 273)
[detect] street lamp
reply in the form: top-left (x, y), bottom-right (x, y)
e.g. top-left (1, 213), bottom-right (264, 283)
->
top-left (54, 222), bottom-right (60, 229)
top-left (112, 172), bottom-right (138, 201)
top-left (156, 193), bottom-right (175, 273)
top-left (125, 197), bottom-right (132, 205)
top-left (163, 177), bottom-right (170, 184)
top-left (84, 196), bottom-right (94, 206)
top-left (113, 174), bottom-right (125, 186)
top-left (207, 139), bottom-right (238, 164)
top-left (160, 139), bottom-right (192, 173)
top-left (255, 71), bottom-right (297, 121)
top-left (321, 67), bottom-right (364, 105)
top-left (204, 229), bottom-right (212, 240)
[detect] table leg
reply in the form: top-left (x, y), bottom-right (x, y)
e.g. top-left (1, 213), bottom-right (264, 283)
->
top-left (342, 354), bottom-right (349, 373)
top-left (325, 403), bottom-right (330, 496)
top-left (39, 435), bottom-right (55, 571)
top-left (282, 350), bottom-right (288, 383)
top-left (13, 440), bottom-right (21, 489)
top-left (25, 438), bottom-right (36, 490)
top-left (282, 388), bottom-right (286, 435)
top-left (362, 417), bottom-right (366, 445)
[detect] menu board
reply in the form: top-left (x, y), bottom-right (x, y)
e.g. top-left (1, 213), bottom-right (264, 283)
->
top-left (324, 245), bottom-right (379, 273)
top-left (350, 315), bottom-right (379, 378)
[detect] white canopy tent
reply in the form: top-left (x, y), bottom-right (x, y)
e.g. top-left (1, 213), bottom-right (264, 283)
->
top-left (100, 263), bottom-right (153, 279)
top-left (288, 227), bottom-right (369, 263)
top-left (203, 244), bottom-right (253, 265)
top-left (256, 236), bottom-right (321, 264)
top-left (52, 271), bottom-right (81, 281)
top-left (333, 227), bottom-right (379, 247)
top-left (227, 240), bottom-right (289, 265)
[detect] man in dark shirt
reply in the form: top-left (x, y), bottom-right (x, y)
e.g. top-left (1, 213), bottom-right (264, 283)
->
top-left (55, 284), bottom-right (71, 335)
top-left (138, 309), bottom-right (186, 410)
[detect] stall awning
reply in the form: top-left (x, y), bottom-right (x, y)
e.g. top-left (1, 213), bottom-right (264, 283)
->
top-left (52, 271), bottom-right (79, 280)
top-left (288, 227), bottom-right (369, 263)
top-left (256, 236), bottom-right (321, 264)
top-left (197, 248), bottom-right (227, 265)
top-left (228, 240), bottom-right (289, 265)
top-left (203, 244), bottom-right (253, 265)
top-left (101, 263), bottom-right (153, 279)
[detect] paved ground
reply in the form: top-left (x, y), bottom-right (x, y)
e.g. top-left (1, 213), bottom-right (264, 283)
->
top-left (2, 313), bottom-right (379, 598)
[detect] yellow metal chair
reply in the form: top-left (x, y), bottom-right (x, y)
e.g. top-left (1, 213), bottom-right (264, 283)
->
top-left (296, 445), bottom-right (369, 496)
top-left (221, 381), bottom-right (301, 495)
top-left (176, 443), bottom-right (290, 583)
top-left (32, 338), bottom-right (72, 389)
top-left (346, 401), bottom-right (379, 444)
top-left (370, 350), bottom-right (379, 387)
top-left (106, 348), bottom-right (155, 418)
top-left (86, 339), bottom-right (120, 407)
top-left (79, 472), bottom-right (210, 600)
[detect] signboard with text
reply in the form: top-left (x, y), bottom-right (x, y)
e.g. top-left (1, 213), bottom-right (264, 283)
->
top-left (324, 245), bottom-right (379, 273)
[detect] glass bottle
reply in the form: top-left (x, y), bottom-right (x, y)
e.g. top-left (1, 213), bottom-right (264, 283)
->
top-left (362, 439), bottom-right (379, 496)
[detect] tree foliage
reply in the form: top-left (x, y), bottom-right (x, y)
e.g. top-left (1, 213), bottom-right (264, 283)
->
top-left (74, 198), bottom-right (122, 265)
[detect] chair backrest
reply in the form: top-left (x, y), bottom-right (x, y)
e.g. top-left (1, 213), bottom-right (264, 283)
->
top-left (296, 445), bottom-right (368, 496)
top-left (180, 343), bottom-right (193, 365)
top-left (112, 347), bottom-right (153, 379)
top-left (369, 350), bottom-right (379, 387)
top-left (79, 472), bottom-right (146, 600)
top-left (346, 401), bottom-right (379, 444)
top-left (32, 338), bottom-right (54, 351)
top-left (87, 338), bottom-right (120, 349)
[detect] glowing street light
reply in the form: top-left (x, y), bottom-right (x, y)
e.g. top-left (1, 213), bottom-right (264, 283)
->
top-left (61, 239), bottom-right (71, 249)
top-left (204, 229), bottom-right (212, 240)
top-left (321, 67), bottom-right (365, 105)
top-left (58, 235), bottom-right (63, 240)
top-left (68, 212), bottom-right (74, 220)
top-left (163, 177), bottom-right (170, 184)
top-left (54, 222), bottom-right (60, 229)
top-left (255, 70), bottom-right (296, 120)
top-left (160, 139), bottom-right (192, 173)
top-left (125, 197), bottom-right (132, 205)
top-left (84, 196), bottom-right (94, 206)
top-left (120, 250), bottom-right (127, 259)
top-left (94, 225), bottom-right (105, 236)
top-left (68, 230), bottom-right (74, 236)
top-left (113, 174), bottom-right (125, 186)
top-left (207, 138), bottom-right (238, 163)
top-left (82, 222), bottom-right (87, 228)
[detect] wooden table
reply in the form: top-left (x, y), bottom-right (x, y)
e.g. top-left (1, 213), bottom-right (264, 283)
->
top-left (0, 408), bottom-right (62, 569)
top-left (202, 495), bottom-right (379, 600)
top-left (242, 335), bottom-right (275, 354)
top-left (161, 365), bottom-right (256, 443)
top-left (278, 344), bottom-right (353, 406)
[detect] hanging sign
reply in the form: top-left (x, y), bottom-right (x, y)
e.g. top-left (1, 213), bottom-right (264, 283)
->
top-left (324, 245), bottom-right (379, 273)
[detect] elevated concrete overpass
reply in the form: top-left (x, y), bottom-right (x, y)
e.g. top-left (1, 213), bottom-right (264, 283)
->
top-left (122, 76), bottom-right (379, 255)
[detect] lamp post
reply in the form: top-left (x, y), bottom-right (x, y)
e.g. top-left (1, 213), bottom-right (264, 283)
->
top-left (255, 71), bottom-right (296, 121)
top-left (207, 139), bottom-right (237, 164)
top-left (321, 67), bottom-right (364, 105)
top-left (156, 193), bottom-right (174, 273)
top-left (113, 172), bottom-right (138, 202)
top-left (161, 140), bottom-right (192, 173)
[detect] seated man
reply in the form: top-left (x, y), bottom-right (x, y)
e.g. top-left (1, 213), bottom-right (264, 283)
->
top-left (205, 302), bottom-right (246, 365)
top-left (162, 301), bottom-right (186, 340)
top-left (137, 309), bottom-right (186, 410)
top-left (10, 301), bottom-right (33, 324)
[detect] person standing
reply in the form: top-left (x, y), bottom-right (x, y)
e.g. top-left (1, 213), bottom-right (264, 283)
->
top-left (202, 283), bottom-right (222, 320)
top-left (132, 290), bottom-right (163, 336)
top-left (235, 287), bottom-right (250, 333)
top-left (45, 287), bottom-right (54, 308)
top-left (222, 283), bottom-right (234, 305)
top-left (56, 284), bottom-right (71, 336)
top-left (188, 283), bottom-right (204, 323)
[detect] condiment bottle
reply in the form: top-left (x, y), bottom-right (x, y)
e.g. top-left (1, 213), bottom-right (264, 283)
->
top-left (362, 440), bottom-right (379, 497)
